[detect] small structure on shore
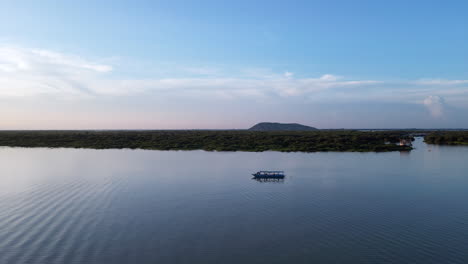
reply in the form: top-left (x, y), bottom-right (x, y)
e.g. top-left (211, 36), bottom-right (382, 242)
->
top-left (399, 139), bottom-right (412, 146)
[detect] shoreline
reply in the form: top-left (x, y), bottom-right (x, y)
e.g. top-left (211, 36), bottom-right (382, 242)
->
top-left (0, 130), bottom-right (413, 152)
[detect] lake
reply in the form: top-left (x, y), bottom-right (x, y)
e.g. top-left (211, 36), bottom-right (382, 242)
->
top-left (1, 137), bottom-right (468, 263)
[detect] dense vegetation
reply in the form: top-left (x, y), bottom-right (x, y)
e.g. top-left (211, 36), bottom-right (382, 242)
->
top-left (425, 131), bottom-right (468, 145)
top-left (0, 130), bottom-right (413, 152)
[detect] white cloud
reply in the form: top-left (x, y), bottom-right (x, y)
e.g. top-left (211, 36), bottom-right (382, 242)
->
top-left (319, 74), bottom-right (340, 81)
top-left (93, 74), bottom-right (377, 97)
top-left (0, 46), bottom-right (112, 73)
top-left (0, 46), bottom-right (380, 98)
top-left (284, 71), bottom-right (294, 78)
top-left (0, 45), bottom-right (466, 114)
top-left (415, 79), bottom-right (468, 85)
top-left (0, 46), bottom-right (113, 97)
top-left (423, 95), bottom-right (445, 118)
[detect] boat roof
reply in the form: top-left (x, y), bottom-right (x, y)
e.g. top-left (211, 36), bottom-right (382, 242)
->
top-left (258, 170), bottom-right (284, 173)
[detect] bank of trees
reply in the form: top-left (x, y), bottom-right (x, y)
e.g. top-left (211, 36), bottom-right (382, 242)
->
top-left (425, 131), bottom-right (468, 145)
top-left (0, 130), bottom-right (413, 152)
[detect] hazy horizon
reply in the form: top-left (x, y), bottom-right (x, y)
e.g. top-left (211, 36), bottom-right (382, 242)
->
top-left (1, 124), bottom-right (467, 131)
top-left (1, 1), bottom-right (467, 129)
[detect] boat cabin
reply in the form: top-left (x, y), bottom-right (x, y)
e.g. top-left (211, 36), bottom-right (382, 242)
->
top-left (252, 171), bottom-right (285, 178)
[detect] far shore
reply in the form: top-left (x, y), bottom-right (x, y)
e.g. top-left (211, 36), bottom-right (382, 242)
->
top-left (0, 130), bottom-right (418, 152)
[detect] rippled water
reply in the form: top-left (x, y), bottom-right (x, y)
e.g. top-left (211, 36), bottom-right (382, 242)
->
top-left (1, 138), bottom-right (468, 263)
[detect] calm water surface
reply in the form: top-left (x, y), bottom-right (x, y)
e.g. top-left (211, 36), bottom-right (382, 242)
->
top-left (1, 138), bottom-right (468, 263)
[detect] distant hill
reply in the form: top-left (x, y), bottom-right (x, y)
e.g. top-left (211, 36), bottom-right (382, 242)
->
top-left (249, 122), bottom-right (317, 131)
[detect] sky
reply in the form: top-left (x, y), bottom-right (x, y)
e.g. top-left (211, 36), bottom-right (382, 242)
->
top-left (0, 0), bottom-right (467, 129)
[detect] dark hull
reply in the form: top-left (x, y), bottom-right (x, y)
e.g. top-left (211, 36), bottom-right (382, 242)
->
top-left (252, 174), bottom-right (285, 178)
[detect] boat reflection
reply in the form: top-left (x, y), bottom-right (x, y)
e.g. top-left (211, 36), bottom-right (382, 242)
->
top-left (252, 177), bottom-right (285, 183)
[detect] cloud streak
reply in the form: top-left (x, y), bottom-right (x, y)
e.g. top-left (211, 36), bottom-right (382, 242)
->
top-left (415, 79), bottom-right (468, 86)
top-left (0, 46), bottom-right (113, 97)
top-left (0, 46), bottom-right (112, 73)
top-left (0, 46), bottom-right (380, 98)
top-left (0, 45), bottom-right (467, 118)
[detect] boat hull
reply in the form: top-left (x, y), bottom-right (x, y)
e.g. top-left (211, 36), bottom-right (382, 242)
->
top-left (252, 174), bottom-right (285, 178)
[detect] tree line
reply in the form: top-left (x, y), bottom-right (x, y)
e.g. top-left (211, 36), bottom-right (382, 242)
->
top-left (0, 130), bottom-right (414, 152)
top-left (425, 131), bottom-right (468, 145)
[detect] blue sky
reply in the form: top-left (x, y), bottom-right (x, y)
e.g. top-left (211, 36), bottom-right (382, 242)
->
top-left (0, 0), bottom-right (467, 129)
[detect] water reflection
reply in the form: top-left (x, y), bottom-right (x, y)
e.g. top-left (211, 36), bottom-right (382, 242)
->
top-left (399, 150), bottom-right (410, 157)
top-left (2, 140), bottom-right (468, 264)
top-left (252, 177), bottom-right (285, 183)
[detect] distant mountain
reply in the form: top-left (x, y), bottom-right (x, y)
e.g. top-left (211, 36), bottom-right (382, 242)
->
top-left (249, 122), bottom-right (317, 131)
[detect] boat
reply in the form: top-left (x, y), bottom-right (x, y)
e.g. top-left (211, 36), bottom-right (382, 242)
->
top-left (252, 171), bottom-right (285, 178)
